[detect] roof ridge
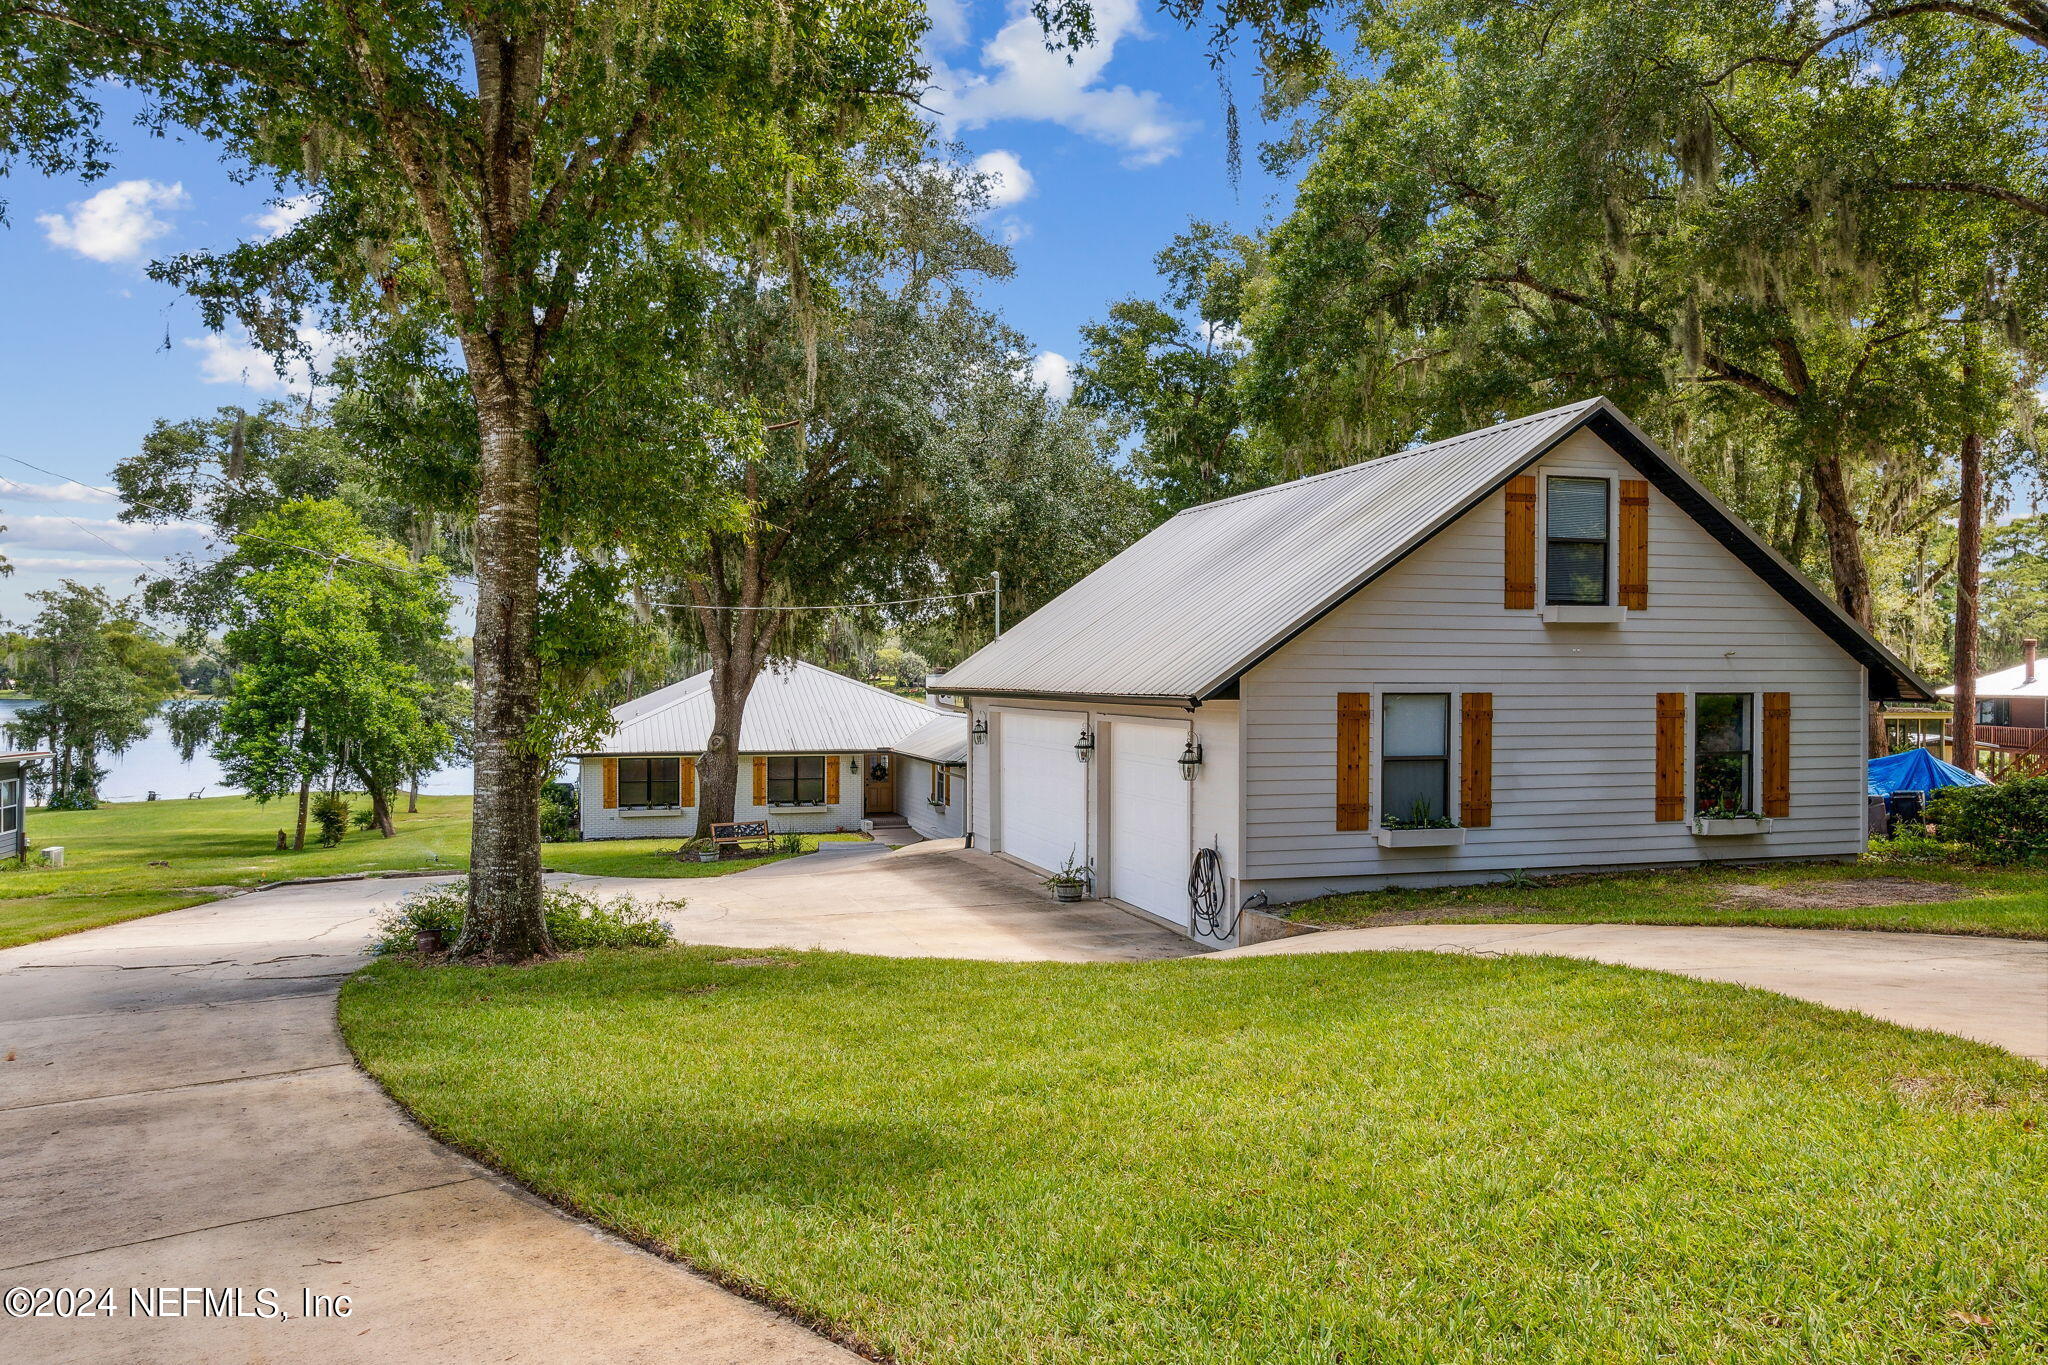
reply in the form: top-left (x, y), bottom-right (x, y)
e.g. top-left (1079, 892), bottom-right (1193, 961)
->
top-left (1171, 398), bottom-right (1601, 518)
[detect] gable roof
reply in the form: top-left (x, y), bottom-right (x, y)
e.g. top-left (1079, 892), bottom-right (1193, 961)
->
top-left (892, 712), bottom-right (971, 765)
top-left (574, 660), bottom-right (947, 757)
top-left (1939, 660), bottom-right (2045, 702)
top-left (940, 397), bottom-right (1932, 704)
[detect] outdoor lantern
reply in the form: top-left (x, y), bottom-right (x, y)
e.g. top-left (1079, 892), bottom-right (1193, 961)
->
top-left (1074, 727), bottom-right (1095, 761)
top-left (849, 756), bottom-right (861, 772)
top-left (1178, 739), bottom-right (1204, 781)
top-left (971, 716), bottom-right (988, 744)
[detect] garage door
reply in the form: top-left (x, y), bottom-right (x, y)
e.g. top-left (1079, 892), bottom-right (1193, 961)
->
top-left (997, 710), bottom-right (1087, 877)
top-left (1107, 721), bottom-right (1191, 928)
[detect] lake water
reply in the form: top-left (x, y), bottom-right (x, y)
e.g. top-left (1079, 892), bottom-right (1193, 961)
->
top-left (0, 698), bottom-right (475, 803)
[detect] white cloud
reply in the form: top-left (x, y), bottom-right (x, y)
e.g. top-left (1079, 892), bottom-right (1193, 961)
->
top-left (253, 194), bottom-right (319, 239)
top-left (1204, 320), bottom-right (1247, 352)
top-left (1029, 351), bottom-right (1074, 403)
top-left (972, 149), bottom-right (1035, 207)
top-left (1, 514), bottom-right (210, 558)
top-left (0, 477), bottom-right (119, 506)
top-left (37, 180), bottom-right (188, 263)
top-left (186, 321), bottom-right (340, 396)
top-left (3, 553), bottom-right (153, 574)
top-left (929, 0), bottom-right (1194, 167)
top-left (925, 0), bottom-right (971, 49)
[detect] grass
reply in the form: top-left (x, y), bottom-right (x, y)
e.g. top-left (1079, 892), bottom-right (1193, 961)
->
top-left (1285, 856), bottom-right (2048, 939)
top-left (0, 794), bottom-right (860, 950)
top-left (343, 947), bottom-right (2048, 1364)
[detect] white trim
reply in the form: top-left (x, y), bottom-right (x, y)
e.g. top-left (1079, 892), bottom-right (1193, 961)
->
top-left (1368, 687), bottom-right (1463, 834)
top-left (1676, 686), bottom-right (1768, 820)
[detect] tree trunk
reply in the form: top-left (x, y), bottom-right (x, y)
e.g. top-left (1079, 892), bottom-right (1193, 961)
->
top-left (367, 784), bottom-right (397, 838)
top-left (689, 536), bottom-right (786, 836)
top-left (454, 392), bottom-right (552, 962)
top-left (407, 775), bottom-right (419, 814)
top-left (1807, 441), bottom-right (1873, 626)
top-left (1953, 427), bottom-right (1984, 772)
top-left (293, 776), bottom-right (310, 851)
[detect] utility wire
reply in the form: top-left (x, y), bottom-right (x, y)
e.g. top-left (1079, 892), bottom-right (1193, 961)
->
top-left (648, 586), bottom-right (997, 612)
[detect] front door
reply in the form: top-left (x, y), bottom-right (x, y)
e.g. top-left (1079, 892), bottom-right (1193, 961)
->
top-left (863, 753), bottom-right (896, 815)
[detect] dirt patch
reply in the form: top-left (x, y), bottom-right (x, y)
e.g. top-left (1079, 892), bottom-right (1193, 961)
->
top-left (1714, 877), bottom-right (1970, 911)
top-left (714, 955), bottom-right (797, 968)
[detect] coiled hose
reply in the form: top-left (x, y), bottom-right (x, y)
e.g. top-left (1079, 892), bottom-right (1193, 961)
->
top-left (1188, 844), bottom-right (1235, 941)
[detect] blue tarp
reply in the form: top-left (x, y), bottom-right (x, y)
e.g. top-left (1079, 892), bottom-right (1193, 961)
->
top-left (1867, 747), bottom-right (1992, 798)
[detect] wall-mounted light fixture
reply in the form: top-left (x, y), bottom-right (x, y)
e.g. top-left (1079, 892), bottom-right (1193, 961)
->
top-left (849, 756), bottom-right (861, 773)
top-left (1178, 739), bottom-right (1204, 781)
top-left (1074, 727), bottom-right (1095, 762)
top-left (971, 716), bottom-right (988, 745)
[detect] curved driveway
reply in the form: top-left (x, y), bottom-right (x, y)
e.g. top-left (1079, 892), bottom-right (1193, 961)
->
top-left (1217, 921), bottom-right (2048, 1064)
top-left (4, 850), bottom-right (2041, 1362)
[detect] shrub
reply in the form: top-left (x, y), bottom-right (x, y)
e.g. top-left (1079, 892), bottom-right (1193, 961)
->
top-left (370, 878), bottom-right (679, 955)
top-left (540, 780), bottom-right (581, 843)
top-left (351, 806), bottom-right (379, 831)
top-left (1864, 833), bottom-right (1966, 865)
top-left (777, 830), bottom-right (805, 855)
top-left (1925, 775), bottom-right (2048, 864)
top-left (311, 792), bottom-right (351, 847)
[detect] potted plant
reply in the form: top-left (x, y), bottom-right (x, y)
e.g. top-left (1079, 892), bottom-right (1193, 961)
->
top-left (1043, 853), bottom-right (1093, 902)
top-left (1375, 801), bottom-right (1466, 849)
top-left (1692, 807), bottom-right (1773, 836)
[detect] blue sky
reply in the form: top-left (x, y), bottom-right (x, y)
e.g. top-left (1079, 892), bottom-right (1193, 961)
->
top-left (0, 0), bottom-right (1289, 624)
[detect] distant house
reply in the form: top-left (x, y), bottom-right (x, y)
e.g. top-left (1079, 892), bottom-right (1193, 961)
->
top-left (570, 661), bottom-right (964, 839)
top-left (939, 398), bottom-right (1933, 945)
top-left (0, 750), bottom-right (51, 862)
top-left (1939, 639), bottom-right (2047, 776)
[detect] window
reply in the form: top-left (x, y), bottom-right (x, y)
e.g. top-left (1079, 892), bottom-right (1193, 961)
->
top-left (928, 763), bottom-right (951, 805)
top-left (618, 757), bottom-right (681, 809)
top-left (0, 779), bottom-right (16, 835)
top-left (1545, 475), bottom-right (1610, 605)
top-left (767, 755), bottom-right (828, 805)
top-left (1978, 698), bottom-right (2013, 727)
top-left (1694, 693), bottom-right (1752, 814)
top-left (1382, 693), bottom-right (1451, 825)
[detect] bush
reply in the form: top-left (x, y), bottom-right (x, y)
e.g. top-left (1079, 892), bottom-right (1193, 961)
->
top-left (311, 792), bottom-right (351, 847)
top-left (777, 831), bottom-right (805, 855)
top-left (540, 780), bottom-right (581, 843)
top-left (370, 878), bottom-right (679, 955)
top-left (1864, 833), bottom-right (1965, 865)
top-left (351, 806), bottom-right (379, 831)
top-left (1925, 775), bottom-right (2048, 864)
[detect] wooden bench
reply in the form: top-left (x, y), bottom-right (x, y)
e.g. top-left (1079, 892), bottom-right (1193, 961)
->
top-left (709, 820), bottom-right (776, 855)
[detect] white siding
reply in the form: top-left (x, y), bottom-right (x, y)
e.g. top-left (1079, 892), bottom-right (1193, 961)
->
top-left (900, 757), bottom-right (965, 840)
top-left (1240, 429), bottom-right (1867, 900)
top-left (577, 753), bottom-right (869, 840)
top-left (966, 695), bottom-right (1243, 943)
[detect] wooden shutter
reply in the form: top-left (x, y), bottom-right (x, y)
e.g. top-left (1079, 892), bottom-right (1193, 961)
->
top-left (1337, 693), bottom-right (1371, 831)
top-left (752, 755), bottom-right (767, 805)
top-left (1655, 692), bottom-right (1687, 821)
top-left (602, 758), bottom-right (618, 809)
top-left (1504, 475), bottom-right (1537, 609)
top-left (1619, 479), bottom-right (1650, 610)
top-left (1460, 693), bottom-right (1493, 828)
top-left (679, 756), bottom-right (696, 807)
top-left (1762, 692), bottom-right (1791, 817)
top-left (826, 756), bottom-right (841, 805)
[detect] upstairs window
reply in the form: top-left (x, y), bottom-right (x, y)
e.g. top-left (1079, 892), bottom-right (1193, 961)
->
top-left (1693, 693), bottom-right (1753, 814)
top-left (618, 757), bottom-right (681, 809)
top-left (1545, 475), bottom-right (1611, 605)
top-left (1381, 693), bottom-right (1451, 825)
top-left (1977, 699), bottom-right (2012, 727)
top-left (767, 755), bottom-right (828, 805)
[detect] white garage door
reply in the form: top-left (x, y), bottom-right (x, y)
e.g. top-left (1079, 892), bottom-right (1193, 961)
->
top-left (997, 710), bottom-right (1087, 877)
top-left (1107, 721), bottom-right (1191, 928)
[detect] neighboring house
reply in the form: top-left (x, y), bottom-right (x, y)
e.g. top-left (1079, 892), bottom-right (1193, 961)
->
top-left (571, 661), bottom-right (952, 838)
top-left (940, 398), bottom-right (1933, 946)
top-left (0, 751), bottom-right (51, 862)
top-left (892, 712), bottom-right (970, 841)
top-left (1939, 639), bottom-right (2047, 775)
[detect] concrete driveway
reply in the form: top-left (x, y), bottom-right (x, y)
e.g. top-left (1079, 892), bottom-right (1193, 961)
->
top-left (1216, 922), bottom-right (2048, 1065)
top-left (561, 840), bottom-right (1193, 962)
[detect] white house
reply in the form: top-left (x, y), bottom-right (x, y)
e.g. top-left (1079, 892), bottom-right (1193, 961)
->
top-left (892, 712), bottom-right (970, 841)
top-left (939, 398), bottom-right (1933, 946)
top-left (571, 661), bottom-right (960, 838)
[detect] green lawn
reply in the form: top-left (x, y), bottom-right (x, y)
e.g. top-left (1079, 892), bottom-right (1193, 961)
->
top-left (343, 947), bottom-right (2048, 1365)
top-left (0, 795), bottom-right (859, 949)
top-left (1286, 857), bottom-right (2048, 939)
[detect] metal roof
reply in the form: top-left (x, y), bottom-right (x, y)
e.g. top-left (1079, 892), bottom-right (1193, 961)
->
top-left (940, 397), bottom-right (1933, 704)
top-left (1939, 660), bottom-right (2045, 701)
top-left (891, 713), bottom-right (971, 765)
top-left (573, 660), bottom-right (947, 756)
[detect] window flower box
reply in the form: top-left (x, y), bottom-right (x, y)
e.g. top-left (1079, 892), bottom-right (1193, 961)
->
top-left (1692, 816), bottom-right (1772, 837)
top-left (1375, 826), bottom-right (1466, 849)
